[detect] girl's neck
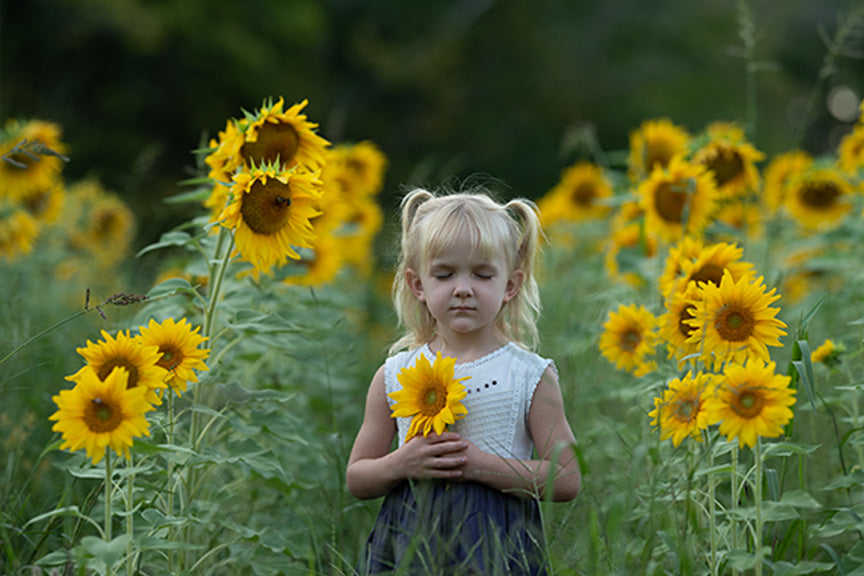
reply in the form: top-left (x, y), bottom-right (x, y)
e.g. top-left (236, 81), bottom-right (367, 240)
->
top-left (427, 331), bottom-right (509, 364)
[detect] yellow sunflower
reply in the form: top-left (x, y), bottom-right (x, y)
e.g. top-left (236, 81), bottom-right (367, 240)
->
top-left (538, 161), bottom-right (613, 225)
top-left (785, 166), bottom-right (855, 232)
top-left (627, 118), bottom-right (691, 181)
top-left (388, 351), bottom-right (470, 440)
top-left (50, 366), bottom-right (153, 464)
top-left (599, 303), bottom-right (659, 377)
top-left (686, 270), bottom-right (787, 370)
top-left (704, 360), bottom-right (796, 448)
top-left (283, 231), bottom-right (345, 287)
top-left (638, 155), bottom-right (718, 242)
top-left (761, 151), bottom-right (812, 215)
top-left (136, 317), bottom-right (210, 397)
top-left (0, 119), bottom-right (68, 201)
top-left (240, 98), bottom-right (330, 172)
top-left (204, 118), bottom-right (246, 222)
top-left (838, 123), bottom-right (864, 176)
top-left (219, 162), bottom-right (323, 275)
top-left (691, 121), bottom-right (765, 200)
top-left (67, 330), bottom-right (169, 406)
top-left (0, 206), bottom-right (39, 262)
top-left (19, 181), bottom-right (65, 225)
top-left (658, 235), bottom-right (704, 300)
top-left (323, 140), bottom-right (388, 198)
top-left (673, 241), bottom-right (755, 298)
top-left (811, 339), bottom-right (843, 367)
top-left (649, 371), bottom-right (717, 447)
top-left (658, 280), bottom-right (703, 364)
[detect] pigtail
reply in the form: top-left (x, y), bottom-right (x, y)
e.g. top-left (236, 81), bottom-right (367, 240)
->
top-left (502, 198), bottom-right (543, 351)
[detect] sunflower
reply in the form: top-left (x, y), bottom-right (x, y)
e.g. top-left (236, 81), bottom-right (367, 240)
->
top-left (50, 366), bottom-right (153, 464)
top-left (686, 270), bottom-right (787, 370)
top-left (627, 118), bottom-right (691, 181)
top-left (136, 317), bottom-right (210, 397)
top-left (649, 371), bottom-right (717, 447)
top-left (691, 121), bottom-right (764, 200)
top-left (599, 303), bottom-right (659, 377)
top-left (388, 351), bottom-right (470, 439)
top-left (538, 161), bottom-right (613, 225)
top-left (837, 123), bottom-right (864, 176)
top-left (0, 206), bottom-right (39, 262)
top-left (638, 156), bottom-right (718, 242)
top-left (19, 181), bottom-right (65, 225)
top-left (811, 339), bottom-right (843, 367)
top-left (67, 330), bottom-right (169, 405)
top-left (204, 118), bottom-right (246, 222)
top-left (0, 119), bottom-right (68, 201)
top-left (673, 241), bottom-right (755, 298)
top-left (240, 98), bottom-right (330, 172)
top-left (658, 235), bottom-right (704, 300)
top-left (323, 140), bottom-right (388, 198)
top-left (283, 231), bottom-right (345, 287)
top-left (658, 280), bottom-right (703, 364)
top-left (761, 151), bottom-right (812, 215)
top-left (785, 166), bottom-right (855, 232)
top-left (704, 360), bottom-right (796, 448)
top-left (219, 162), bottom-right (323, 275)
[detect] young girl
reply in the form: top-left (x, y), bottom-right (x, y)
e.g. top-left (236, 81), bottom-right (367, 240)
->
top-left (347, 187), bottom-right (580, 575)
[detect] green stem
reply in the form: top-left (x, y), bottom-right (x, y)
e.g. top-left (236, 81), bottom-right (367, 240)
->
top-left (731, 444), bottom-right (740, 576)
top-left (167, 391), bottom-right (176, 574)
top-left (0, 308), bottom-right (89, 368)
top-left (104, 448), bottom-right (115, 576)
top-left (707, 438), bottom-right (718, 576)
top-left (755, 439), bottom-right (764, 576)
top-left (126, 453), bottom-right (134, 576)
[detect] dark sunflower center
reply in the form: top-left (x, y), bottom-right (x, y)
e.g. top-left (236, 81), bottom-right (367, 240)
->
top-left (674, 398), bottom-right (699, 423)
top-left (678, 305), bottom-right (697, 338)
top-left (157, 346), bottom-right (182, 372)
top-left (84, 397), bottom-right (123, 433)
top-left (98, 359), bottom-right (140, 389)
top-left (619, 330), bottom-right (641, 352)
top-left (654, 182), bottom-right (688, 223)
top-left (800, 182), bottom-right (840, 208)
top-left (733, 388), bottom-right (763, 419)
top-left (23, 190), bottom-right (49, 215)
top-left (570, 183), bottom-right (596, 206)
top-left (706, 150), bottom-right (744, 187)
top-left (644, 143), bottom-right (674, 171)
top-left (689, 264), bottom-right (725, 287)
top-left (240, 179), bottom-right (293, 235)
top-left (714, 305), bottom-right (754, 342)
top-left (94, 210), bottom-right (120, 238)
top-left (241, 123), bottom-right (300, 168)
top-left (419, 383), bottom-right (447, 416)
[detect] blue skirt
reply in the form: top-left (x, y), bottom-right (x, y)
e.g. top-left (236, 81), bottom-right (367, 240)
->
top-left (357, 480), bottom-right (548, 575)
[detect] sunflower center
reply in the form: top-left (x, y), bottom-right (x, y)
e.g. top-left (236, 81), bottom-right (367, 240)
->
top-left (732, 388), bottom-right (764, 419)
top-left (157, 346), bottom-right (183, 372)
top-left (689, 264), bottom-right (724, 287)
top-left (240, 179), bottom-right (293, 235)
top-left (674, 398), bottom-right (699, 423)
top-left (644, 143), bottom-right (674, 171)
top-left (654, 182), bottom-right (688, 223)
top-left (619, 330), bottom-right (642, 351)
top-left (678, 305), bottom-right (697, 338)
top-left (714, 305), bottom-right (754, 342)
top-left (98, 360), bottom-right (140, 389)
top-left (241, 123), bottom-right (300, 168)
top-left (801, 182), bottom-right (840, 208)
top-left (706, 150), bottom-right (743, 187)
top-left (570, 183), bottom-right (596, 206)
top-left (419, 383), bottom-right (447, 416)
top-left (84, 397), bottom-right (123, 433)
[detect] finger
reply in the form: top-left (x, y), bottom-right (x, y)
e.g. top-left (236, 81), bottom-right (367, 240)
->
top-left (427, 455), bottom-right (468, 470)
top-left (426, 431), bottom-right (461, 443)
top-left (430, 441), bottom-right (468, 457)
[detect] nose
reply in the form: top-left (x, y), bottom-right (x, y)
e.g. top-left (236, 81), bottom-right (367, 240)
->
top-left (453, 278), bottom-right (472, 298)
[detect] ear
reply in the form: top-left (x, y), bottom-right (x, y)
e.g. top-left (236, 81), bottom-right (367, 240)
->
top-left (405, 268), bottom-right (426, 302)
top-left (503, 269), bottom-right (524, 303)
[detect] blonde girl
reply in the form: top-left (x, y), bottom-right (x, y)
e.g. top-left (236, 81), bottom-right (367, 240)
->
top-left (347, 187), bottom-right (580, 575)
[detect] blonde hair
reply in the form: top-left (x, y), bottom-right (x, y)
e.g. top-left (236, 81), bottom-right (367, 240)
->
top-left (390, 187), bottom-right (543, 354)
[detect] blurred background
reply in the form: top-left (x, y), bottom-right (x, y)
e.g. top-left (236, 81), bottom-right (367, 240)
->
top-left (1, 0), bottom-right (861, 284)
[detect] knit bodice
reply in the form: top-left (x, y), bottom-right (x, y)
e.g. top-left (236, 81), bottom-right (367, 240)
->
top-left (384, 342), bottom-right (554, 460)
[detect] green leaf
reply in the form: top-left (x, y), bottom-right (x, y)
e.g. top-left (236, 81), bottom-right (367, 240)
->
top-left (824, 469), bottom-right (864, 490)
top-left (772, 560), bottom-right (839, 575)
top-left (136, 230), bottom-right (199, 257)
top-left (146, 277), bottom-right (195, 300)
top-left (224, 310), bottom-right (305, 334)
top-left (779, 489), bottom-right (821, 509)
top-left (80, 534), bottom-right (132, 569)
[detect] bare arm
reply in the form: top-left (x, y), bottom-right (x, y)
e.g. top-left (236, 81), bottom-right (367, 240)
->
top-left (346, 365), bottom-right (470, 499)
top-left (459, 366), bottom-right (581, 502)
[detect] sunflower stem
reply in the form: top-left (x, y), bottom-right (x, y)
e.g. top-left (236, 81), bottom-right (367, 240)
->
top-left (754, 439), bottom-right (764, 576)
top-left (167, 391), bottom-right (176, 574)
top-left (706, 435), bottom-right (718, 576)
top-left (126, 453), bottom-right (135, 576)
top-left (731, 444), bottom-right (740, 576)
top-left (104, 448), bottom-right (114, 575)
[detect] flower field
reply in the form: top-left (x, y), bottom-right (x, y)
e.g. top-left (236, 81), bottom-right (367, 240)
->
top-left (3, 6), bottom-right (864, 576)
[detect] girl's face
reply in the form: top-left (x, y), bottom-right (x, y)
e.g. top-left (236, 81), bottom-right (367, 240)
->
top-left (406, 231), bottom-right (523, 342)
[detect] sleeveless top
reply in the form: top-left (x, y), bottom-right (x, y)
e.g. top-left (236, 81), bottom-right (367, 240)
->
top-left (384, 342), bottom-right (555, 460)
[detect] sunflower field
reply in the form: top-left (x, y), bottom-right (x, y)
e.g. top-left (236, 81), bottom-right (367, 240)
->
top-left (3, 2), bottom-right (864, 575)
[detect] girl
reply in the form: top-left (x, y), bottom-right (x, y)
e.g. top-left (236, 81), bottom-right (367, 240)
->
top-left (347, 187), bottom-right (580, 575)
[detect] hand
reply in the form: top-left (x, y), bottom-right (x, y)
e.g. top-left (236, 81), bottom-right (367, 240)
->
top-left (394, 431), bottom-right (468, 480)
